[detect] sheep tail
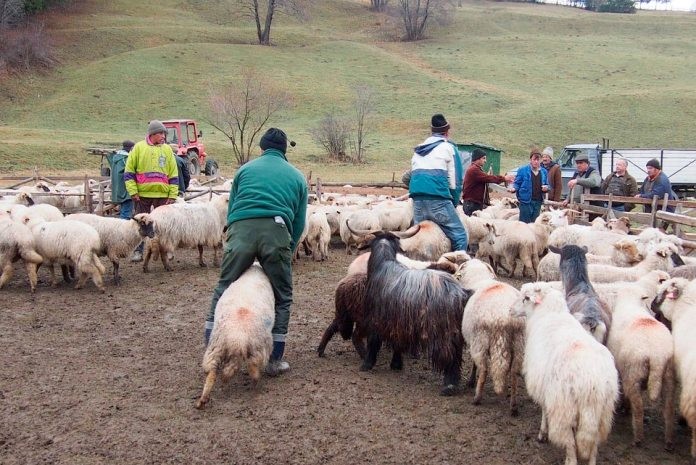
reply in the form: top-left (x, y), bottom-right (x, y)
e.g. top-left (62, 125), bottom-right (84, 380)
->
top-left (489, 330), bottom-right (510, 396)
top-left (647, 356), bottom-right (669, 403)
top-left (575, 408), bottom-right (600, 461)
top-left (92, 252), bottom-right (106, 275)
top-left (20, 249), bottom-right (43, 264)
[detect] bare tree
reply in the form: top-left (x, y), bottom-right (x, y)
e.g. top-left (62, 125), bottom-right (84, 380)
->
top-left (396, 0), bottom-right (453, 41)
top-left (350, 85), bottom-right (375, 164)
top-left (0, 0), bottom-right (25, 31)
top-left (370, 0), bottom-right (389, 11)
top-left (312, 112), bottom-right (351, 162)
top-left (236, 0), bottom-right (311, 45)
top-left (208, 69), bottom-right (292, 166)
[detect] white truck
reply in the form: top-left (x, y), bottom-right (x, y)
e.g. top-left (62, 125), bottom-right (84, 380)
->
top-left (555, 143), bottom-right (696, 198)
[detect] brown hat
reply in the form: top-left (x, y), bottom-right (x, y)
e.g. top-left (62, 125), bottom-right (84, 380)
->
top-left (529, 147), bottom-right (542, 159)
top-left (646, 158), bottom-right (661, 170)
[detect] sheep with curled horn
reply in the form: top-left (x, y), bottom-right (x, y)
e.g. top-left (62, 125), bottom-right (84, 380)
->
top-left (354, 225), bottom-right (473, 396)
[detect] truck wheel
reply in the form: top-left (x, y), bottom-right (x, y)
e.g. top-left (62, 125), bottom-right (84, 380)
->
top-left (187, 152), bottom-right (200, 176)
top-left (204, 159), bottom-right (219, 176)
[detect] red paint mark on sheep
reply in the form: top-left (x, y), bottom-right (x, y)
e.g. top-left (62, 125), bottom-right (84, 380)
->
top-left (481, 283), bottom-right (505, 298)
top-left (236, 307), bottom-right (252, 320)
top-left (630, 318), bottom-right (658, 329)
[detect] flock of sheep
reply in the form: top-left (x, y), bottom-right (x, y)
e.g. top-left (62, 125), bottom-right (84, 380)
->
top-left (2, 181), bottom-right (696, 464)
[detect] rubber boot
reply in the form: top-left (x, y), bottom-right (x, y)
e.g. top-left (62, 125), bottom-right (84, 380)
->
top-left (204, 321), bottom-right (214, 346)
top-left (266, 341), bottom-right (290, 377)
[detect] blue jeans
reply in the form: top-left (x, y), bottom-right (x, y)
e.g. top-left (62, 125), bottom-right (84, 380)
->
top-left (519, 200), bottom-right (542, 223)
top-left (119, 199), bottom-right (133, 219)
top-left (412, 199), bottom-right (468, 251)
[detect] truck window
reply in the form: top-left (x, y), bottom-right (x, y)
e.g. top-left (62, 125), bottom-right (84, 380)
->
top-left (166, 127), bottom-right (178, 144)
top-left (558, 149), bottom-right (590, 168)
top-left (187, 123), bottom-right (196, 143)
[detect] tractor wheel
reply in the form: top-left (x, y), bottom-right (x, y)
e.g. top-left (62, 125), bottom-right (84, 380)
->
top-left (204, 159), bottom-right (219, 176)
top-left (187, 151), bottom-right (200, 176)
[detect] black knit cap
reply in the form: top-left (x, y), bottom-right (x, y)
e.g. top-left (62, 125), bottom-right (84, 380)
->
top-left (431, 114), bottom-right (450, 133)
top-left (122, 140), bottom-right (135, 150)
top-left (646, 158), bottom-right (661, 170)
top-left (471, 148), bottom-right (486, 162)
top-left (260, 127), bottom-right (288, 154)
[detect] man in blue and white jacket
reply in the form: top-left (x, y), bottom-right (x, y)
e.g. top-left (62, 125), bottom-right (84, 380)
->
top-left (408, 114), bottom-right (468, 251)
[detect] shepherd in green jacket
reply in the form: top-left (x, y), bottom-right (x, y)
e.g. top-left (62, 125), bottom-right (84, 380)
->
top-left (107, 140), bottom-right (134, 219)
top-left (205, 127), bottom-right (307, 377)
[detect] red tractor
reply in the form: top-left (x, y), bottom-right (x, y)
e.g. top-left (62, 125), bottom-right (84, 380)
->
top-left (163, 119), bottom-right (219, 176)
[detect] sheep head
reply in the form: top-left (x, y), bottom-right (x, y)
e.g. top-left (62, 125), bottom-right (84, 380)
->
top-left (133, 213), bottom-right (156, 238)
top-left (651, 277), bottom-right (689, 322)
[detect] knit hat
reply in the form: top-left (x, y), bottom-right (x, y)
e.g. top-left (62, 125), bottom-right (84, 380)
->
top-left (260, 127), bottom-right (288, 154)
top-left (529, 147), bottom-right (542, 159)
top-left (541, 146), bottom-right (554, 157)
top-left (471, 148), bottom-right (487, 162)
top-left (575, 153), bottom-right (590, 163)
top-left (646, 158), bottom-right (661, 170)
top-left (147, 120), bottom-right (166, 136)
top-left (431, 114), bottom-right (450, 133)
top-left (122, 140), bottom-right (135, 151)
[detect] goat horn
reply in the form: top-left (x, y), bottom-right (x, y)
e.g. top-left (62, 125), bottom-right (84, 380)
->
top-left (345, 219), bottom-right (380, 237)
top-left (391, 223), bottom-right (421, 239)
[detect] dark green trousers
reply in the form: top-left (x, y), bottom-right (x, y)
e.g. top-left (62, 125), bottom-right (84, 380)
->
top-left (206, 217), bottom-right (293, 341)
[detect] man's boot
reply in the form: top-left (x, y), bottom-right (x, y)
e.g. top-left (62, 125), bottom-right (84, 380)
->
top-left (265, 340), bottom-right (290, 377)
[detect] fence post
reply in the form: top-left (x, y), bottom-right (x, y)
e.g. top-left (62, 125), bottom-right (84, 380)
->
top-left (98, 183), bottom-right (105, 216)
top-left (85, 175), bottom-right (93, 214)
top-left (316, 178), bottom-right (323, 203)
top-left (650, 196), bottom-right (658, 227)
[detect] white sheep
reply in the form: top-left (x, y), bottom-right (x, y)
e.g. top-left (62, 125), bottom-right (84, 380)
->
top-left (65, 213), bottom-right (155, 284)
top-left (9, 195), bottom-right (64, 222)
top-left (20, 215), bottom-right (106, 291)
top-left (142, 194), bottom-right (229, 272)
top-left (339, 208), bottom-right (381, 255)
top-left (305, 210), bottom-right (331, 262)
top-left (605, 286), bottom-right (675, 449)
top-left (477, 219), bottom-right (538, 279)
top-left (371, 199), bottom-right (413, 231)
top-left (195, 263), bottom-right (274, 409)
top-left (455, 258), bottom-right (524, 415)
top-left (511, 283), bottom-right (619, 465)
top-left (653, 278), bottom-right (696, 461)
top-left (548, 224), bottom-right (629, 256)
top-left (586, 242), bottom-right (677, 283)
top-left (0, 215), bottom-right (43, 293)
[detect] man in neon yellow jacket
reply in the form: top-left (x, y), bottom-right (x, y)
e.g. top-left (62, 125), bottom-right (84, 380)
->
top-left (124, 120), bottom-right (179, 261)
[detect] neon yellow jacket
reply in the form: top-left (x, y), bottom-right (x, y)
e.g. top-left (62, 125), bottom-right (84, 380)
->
top-left (124, 140), bottom-right (179, 199)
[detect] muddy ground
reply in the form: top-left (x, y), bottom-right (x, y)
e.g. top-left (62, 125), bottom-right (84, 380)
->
top-left (1, 196), bottom-right (693, 464)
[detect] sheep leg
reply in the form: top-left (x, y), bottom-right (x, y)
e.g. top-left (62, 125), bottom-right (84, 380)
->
top-left (161, 245), bottom-right (173, 271)
top-left (212, 245), bottom-right (220, 267)
top-left (112, 260), bottom-right (121, 285)
top-left (91, 270), bottom-right (105, 293)
top-left (663, 364), bottom-right (676, 451)
top-left (537, 409), bottom-right (549, 443)
top-left (351, 327), bottom-right (367, 360)
top-left (25, 261), bottom-right (38, 294)
top-left (472, 359), bottom-right (488, 405)
top-left (317, 320), bottom-right (339, 357)
top-left (563, 437), bottom-right (578, 465)
top-left (195, 370), bottom-right (217, 409)
top-left (48, 264), bottom-right (59, 287)
top-left (198, 245), bottom-right (207, 267)
top-left (389, 351), bottom-right (403, 371)
top-left (509, 368), bottom-right (519, 417)
top-left (441, 358), bottom-right (461, 397)
top-left (60, 264), bottom-right (73, 283)
top-left (624, 379), bottom-right (644, 446)
top-left (0, 261), bottom-right (13, 289)
top-left (142, 244), bottom-right (152, 273)
top-left (586, 442), bottom-right (599, 465)
top-left (467, 364), bottom-right (477, 388)
top-left (360, 334), bottom-right (381, 371)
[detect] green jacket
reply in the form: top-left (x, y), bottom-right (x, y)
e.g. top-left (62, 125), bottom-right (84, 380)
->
top-left (227, 148), bottom-right (308, 250)
top-left (124, 140), bottom-right (179, 199)
top-left (107, 149), bottom-right (130, 203)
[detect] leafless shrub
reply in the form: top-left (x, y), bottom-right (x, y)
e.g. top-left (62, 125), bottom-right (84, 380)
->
top-left (349, 85), bottom-right (375, 164)
top-left (312, 112), bottom-right (351, 162)
top-left (0, 22), bottom-right (58, 74)
top-left (208, 69), bottom-right (293, 166)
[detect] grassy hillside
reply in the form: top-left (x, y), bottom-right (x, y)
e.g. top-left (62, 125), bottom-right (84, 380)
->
top-left (1, 0), bottom-right (695, 180)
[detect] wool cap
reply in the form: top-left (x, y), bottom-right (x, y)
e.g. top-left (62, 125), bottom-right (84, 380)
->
top-left (471, 148), bottom-right (487, 162)
top-left (529, 147), bottom-right (542, 159)
top-left (147, 120), bottom-right (166, 136)
top-left (260, 127), bottom-right (288, 154)
top-left (431, 114), bottom-right (450, 133)
top-left (542, 146), bottom-right (554, 157)
top-left (122, 140), bottom-right (135, 150)
top-left (575, 153), bottom-right (590, 163)
top-left (646, 158), bottom-right (661, 170)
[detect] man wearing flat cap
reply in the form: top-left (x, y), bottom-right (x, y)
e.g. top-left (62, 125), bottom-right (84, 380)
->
top-left (636, 158), bottom-right (677, 213)
top-left (408, 114), bottom-right (468, 251)
top-left (563, 152), bottom-right (601, 206)
top-left (125, 120), bottom-right (179, 261)
top-left (205, 127), bottom-right (307, 377)
top-left (462, 148), bottom-right (514, 216)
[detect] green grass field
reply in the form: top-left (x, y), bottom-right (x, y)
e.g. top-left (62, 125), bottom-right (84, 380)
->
top-left (1, 0), bottom-right (695, 181)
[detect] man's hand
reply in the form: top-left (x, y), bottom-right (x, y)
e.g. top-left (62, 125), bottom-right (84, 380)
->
top-left (507, 187), bottom-right (516, 193)
top-left (567, 179), bottom-right (577, 190)
top-left (541, 185), bottom-right (549, 192)
top-left (132, 194), bottom-right (140, 202)
top-left (503, 174), bottom-right (515, 183)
